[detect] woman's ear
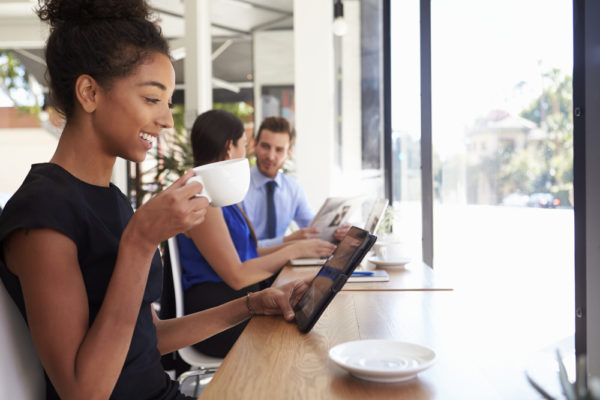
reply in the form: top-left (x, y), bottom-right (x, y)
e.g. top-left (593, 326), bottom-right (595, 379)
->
top-left (225, 140), bottom-right (233, 160)
top-left (74, 74), bottom-right (99, 113)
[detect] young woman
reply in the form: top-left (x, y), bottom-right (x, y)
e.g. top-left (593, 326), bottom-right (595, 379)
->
top-left (178, 109), bottom-right (335, 357)
top-left (0, 1), bottom-right (308, 399)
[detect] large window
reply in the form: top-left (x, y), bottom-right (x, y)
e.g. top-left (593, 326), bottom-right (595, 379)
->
top-left (389, 0), bottom-right (422, 260)
top-left (391, 0), bottom-right (574, 398)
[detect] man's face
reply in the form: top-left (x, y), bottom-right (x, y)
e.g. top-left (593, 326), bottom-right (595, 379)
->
top-left (254, 129), bottom-right (292, 178)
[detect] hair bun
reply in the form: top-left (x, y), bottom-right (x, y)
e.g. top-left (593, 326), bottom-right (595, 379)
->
top-left (37, 0), bottom-right (152, 28)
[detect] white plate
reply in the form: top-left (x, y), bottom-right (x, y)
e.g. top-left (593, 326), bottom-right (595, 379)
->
top-left (329, 340), bottom-right (436, 383)
top-left (367, 256), bottom-right (411, 268)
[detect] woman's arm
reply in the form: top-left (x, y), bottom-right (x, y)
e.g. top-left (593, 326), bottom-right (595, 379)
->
top-left (255, 240), bottom-right (295, 256)
top-left (186, 208), bottom-right (335, 290)
top-left (5, 228), bottom-right (153, 400)
top-left (153, 279), bottom-right (309, 354)
top-left (2, 172), bottom-right (208, 400)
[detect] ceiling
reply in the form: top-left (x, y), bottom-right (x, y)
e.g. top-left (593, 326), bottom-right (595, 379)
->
top-left (0, 0), bottom-right (294, 103)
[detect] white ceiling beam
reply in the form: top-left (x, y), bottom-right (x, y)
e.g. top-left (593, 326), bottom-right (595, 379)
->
top-left (211, 39), bottom-right (233, 61)
top-left (14, 49), bottom-right (45, 66)
top-left (212, 77), bottom-right (240, 93)
top-left (0, 17), bottom-right (48, 49)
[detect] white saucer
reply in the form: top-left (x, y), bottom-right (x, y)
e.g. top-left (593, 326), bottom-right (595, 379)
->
top-left (329, 339), bottom-right (436, 383)
top-left (367, 256), bottom-right (411, 268)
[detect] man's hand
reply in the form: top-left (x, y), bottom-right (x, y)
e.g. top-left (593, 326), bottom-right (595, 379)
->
top-left (283, 227), bottom-right (320, 242)
top-left (332, 222), bottom-right (351, 242)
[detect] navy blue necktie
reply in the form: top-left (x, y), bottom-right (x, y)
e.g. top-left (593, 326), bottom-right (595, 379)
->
top-left (266, 181), bottom-right (277, 239)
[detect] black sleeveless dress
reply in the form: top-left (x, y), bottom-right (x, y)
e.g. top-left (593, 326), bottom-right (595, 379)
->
top-left (0, 163), bottom-right (189, 399)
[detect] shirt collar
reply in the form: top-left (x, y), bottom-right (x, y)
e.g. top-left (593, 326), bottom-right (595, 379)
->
top-left (251, 165), bottom-right (282, 188)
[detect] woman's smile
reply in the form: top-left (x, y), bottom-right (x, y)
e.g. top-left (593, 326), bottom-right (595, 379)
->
top-left (139, 131), bottom-right (157, 151)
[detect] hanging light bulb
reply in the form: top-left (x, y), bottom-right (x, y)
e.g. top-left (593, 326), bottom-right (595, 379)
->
top-left (333, 0), bottom-right (348, 36)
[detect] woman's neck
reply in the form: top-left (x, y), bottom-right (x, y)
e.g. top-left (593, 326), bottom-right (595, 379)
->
top-left (50, 120), bottom-right (116, 187)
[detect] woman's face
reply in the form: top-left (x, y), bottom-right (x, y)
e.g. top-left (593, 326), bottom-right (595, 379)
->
top-left (228, 134), bottom-right (247, 159)
top-left (91, 52), bottom-right (175, 163)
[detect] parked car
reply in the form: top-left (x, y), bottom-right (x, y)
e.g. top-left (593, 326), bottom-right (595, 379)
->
top-left (502, 193), bottom-right (530, 207)
top-left (527, 192), bottom-right (560, 208)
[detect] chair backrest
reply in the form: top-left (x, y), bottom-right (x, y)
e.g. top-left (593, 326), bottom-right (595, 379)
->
top-left (167, 237), bottom-right (186, 319)
top-left (0, 279), bottom-right (46, 399)
top-left (166, 237), bottom-right (223, 369)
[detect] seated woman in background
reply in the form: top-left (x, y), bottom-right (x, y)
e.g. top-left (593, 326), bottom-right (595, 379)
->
top-left (179, 109), bottom-right (335, 357)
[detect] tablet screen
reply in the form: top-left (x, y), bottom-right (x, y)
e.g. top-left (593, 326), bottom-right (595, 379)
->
top-left (294, 227), bottom-right (375, 332)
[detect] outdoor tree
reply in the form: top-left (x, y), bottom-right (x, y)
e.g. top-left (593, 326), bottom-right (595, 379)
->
top-left (0, 50), bottom-right (42, 115)
top-left (499, 69), bottom-right (573, 204)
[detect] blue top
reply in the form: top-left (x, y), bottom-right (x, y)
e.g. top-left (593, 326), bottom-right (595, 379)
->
top-left (241, 165), bottom-right (314, 247)
top-left (178, 205), bottom-right (258, 291)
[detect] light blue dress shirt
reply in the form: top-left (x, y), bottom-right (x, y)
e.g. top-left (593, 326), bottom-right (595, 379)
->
top-left (241, 165), bottom-right (314, 247)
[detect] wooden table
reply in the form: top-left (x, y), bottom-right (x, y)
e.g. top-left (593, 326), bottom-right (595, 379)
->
top-left (199, 291), bottom-right (497, 400)
top-left (272, 261), bottom-right (453, 292)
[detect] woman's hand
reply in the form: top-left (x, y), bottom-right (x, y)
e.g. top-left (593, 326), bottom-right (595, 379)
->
top-left (250, 279), bottom-right (310, 321)
top-left (125, 170), bottom-right (210, 250)
top-left (291, 238), bottom-right (336, 259)
top-left (283, 227), bottom-right (320, 242)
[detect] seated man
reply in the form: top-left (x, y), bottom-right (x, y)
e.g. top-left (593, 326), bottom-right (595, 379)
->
top-left (241, 117), bottom-right (348, 247)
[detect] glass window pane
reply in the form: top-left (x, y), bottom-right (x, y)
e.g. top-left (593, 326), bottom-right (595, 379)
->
top-left (431, 0), bottom-right (574, 397)
top-left (390, 0), bottom-right (422, 260)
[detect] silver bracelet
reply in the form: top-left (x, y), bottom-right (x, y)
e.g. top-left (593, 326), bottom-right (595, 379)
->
top-left (246, 292), bottom-right (256, 318)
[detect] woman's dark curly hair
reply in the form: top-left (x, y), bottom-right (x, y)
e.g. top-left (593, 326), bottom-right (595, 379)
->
top-left (191, 110), bottom-right (245, 167)
top-left (36, 0), bottom-right (170, 119)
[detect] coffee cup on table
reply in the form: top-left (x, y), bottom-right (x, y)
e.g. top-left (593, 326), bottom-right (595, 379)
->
top-left (185, 158), bottom-right (250, 207)
top-left (374, 240), bottom-right (406, 261)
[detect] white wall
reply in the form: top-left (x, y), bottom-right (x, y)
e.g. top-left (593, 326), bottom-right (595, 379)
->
top-left (336, 0), bottom-right (363, 194)
top-left (0, 128), bottom-right (58, 196)
top-left (183, 0), bottom-right (212, 128)
top-left (253, 30), bottom-right (295, 124)
top-left (252, 3), bottom-right (365, 214)
top-left (293, 0), bottom-right (336, 211)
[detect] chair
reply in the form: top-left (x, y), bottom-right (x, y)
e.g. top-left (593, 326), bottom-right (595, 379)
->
top-left (166, 237), bottom-right (222, 393)
top-left (0, 279), bottom-right (46, 399)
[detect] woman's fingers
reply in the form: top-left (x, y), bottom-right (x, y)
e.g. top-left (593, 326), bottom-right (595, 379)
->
top-left (176, 170), bottom-right (205, 199)
top-left (131, 172), bottom-right (210, 244)
top-left (274, 291), bottom-right (295, 321)
top-left (256, 281), bottom-right (308, 321)
top-left (315, 240), bottom-right (335, 257)
top-left (289, 279), bottom-right (310, 306)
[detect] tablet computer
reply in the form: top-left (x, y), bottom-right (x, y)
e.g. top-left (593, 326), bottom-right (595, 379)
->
top-left (294, 226), bottom-right (377, 333)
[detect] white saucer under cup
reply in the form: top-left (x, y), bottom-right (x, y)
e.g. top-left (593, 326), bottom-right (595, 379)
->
top-left (329, 339), bottom-right (436, 383)
top-left (368, 255), bottom-right (411, 269)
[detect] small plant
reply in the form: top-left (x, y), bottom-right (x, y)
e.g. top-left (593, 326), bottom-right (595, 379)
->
top-left (528, 351), bottom-right (600, 400)
top-left (375, 204), bottom-right (394, 236)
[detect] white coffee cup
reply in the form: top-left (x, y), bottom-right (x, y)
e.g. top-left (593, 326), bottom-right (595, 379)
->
top-left (185, 158), bottom-right (250, 207)
top-left (374, 240), bottom-right (406, 260)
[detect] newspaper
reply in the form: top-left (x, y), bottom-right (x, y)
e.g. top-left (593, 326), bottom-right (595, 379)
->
top-left (309, 196), bottom-right (364, 242)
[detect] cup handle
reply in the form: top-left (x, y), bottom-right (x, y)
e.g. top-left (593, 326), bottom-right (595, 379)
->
top-left (186, 175), bottom-right (212, 204)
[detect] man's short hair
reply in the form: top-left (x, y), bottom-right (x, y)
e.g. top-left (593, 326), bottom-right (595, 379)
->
top-left (256, 116), bottom-right (296, 145)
